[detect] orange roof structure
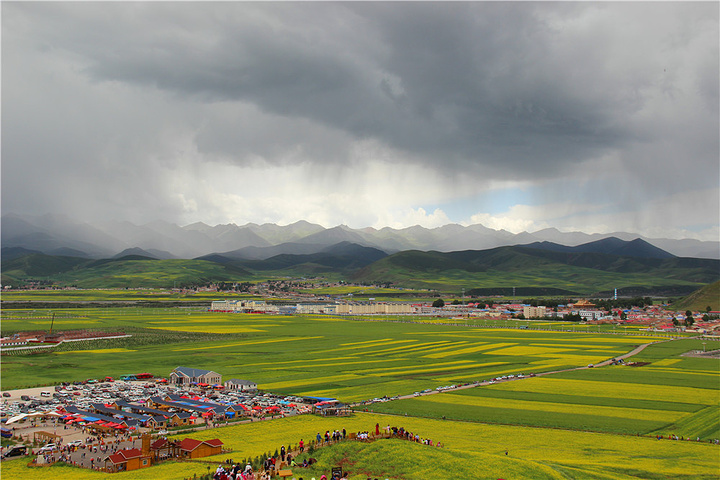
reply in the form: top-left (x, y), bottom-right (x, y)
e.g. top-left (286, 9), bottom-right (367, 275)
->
top-left (179, 438), bottom-right (223, 452)
top-left (107, 448), bottom-right (143, 464)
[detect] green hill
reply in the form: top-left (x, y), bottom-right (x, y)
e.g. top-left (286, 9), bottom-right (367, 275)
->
top-left (1, 253), bottom-right (89, 286)
top-left (3, 244), bottom-right (718, 293)
top-left (673, 280), bottom-right (720, 312)
top-left (351, 246), bottom-right (719, 295)
top-left (3, 255), bottom-right (253, 288)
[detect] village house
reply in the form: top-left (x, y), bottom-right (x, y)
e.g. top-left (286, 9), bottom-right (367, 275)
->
top-left (168, 411), bottom-right (194, 427)
top-left (149, 437), bottom-right (179, 461)
top-left (210, 299), bottom-right (279, 313)
top-left (104, 447), bottom-right (152, 473)
top-left (224, 378), bottom-right (257, 391)
top-left (178, 438), bottom-right (224, 459)
top-left (169, 366), bottom-right (222, 386)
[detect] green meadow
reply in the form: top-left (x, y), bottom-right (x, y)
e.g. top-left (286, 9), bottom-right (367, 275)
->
top-left (1, 309), bottom-right (670, 398)
top-left (0, 289), bottom-right (257, 303)
top-left (1, 304), bottom-right (718, 478)
top-left (1, 413), bottom-right (718, 479)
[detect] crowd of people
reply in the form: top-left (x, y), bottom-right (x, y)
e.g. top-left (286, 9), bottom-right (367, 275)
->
top-left (213, 462), bottom-right (257, 480)
top-left (656, 434), bottom-right (720, 444)
top-left (209, 423), bottom-right (442, 480)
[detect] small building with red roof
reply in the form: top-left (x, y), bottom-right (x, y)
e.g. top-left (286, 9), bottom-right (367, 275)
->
top-left (178, 438), bottom-right (224, 459)
top-left (104, 447), bottom-right (152, 473)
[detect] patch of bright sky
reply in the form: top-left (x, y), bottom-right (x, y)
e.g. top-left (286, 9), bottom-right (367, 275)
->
top-left (432, 186), bottom-right (536, 221)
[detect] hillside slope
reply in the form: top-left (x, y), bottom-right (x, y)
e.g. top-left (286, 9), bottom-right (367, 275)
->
top-left (352, 246), bottom-right (719, 295)
top-left (673, 281), bottom-right (720, 312)
top-left (3, 256), bottom-right (253, 289)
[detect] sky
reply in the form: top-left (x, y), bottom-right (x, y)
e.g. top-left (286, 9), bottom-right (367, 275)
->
top-left (2, 2), bottom-right (718, 240)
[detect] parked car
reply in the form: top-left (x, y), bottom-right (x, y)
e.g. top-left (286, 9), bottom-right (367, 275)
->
top-left (2, 445), bottom-right (28, 458)
top-left (66, 440), bottom-right (83, 447)
top-left (1, 393), bottom-right (10, 398)
top-left (38, 443), bottom-right (58, 453)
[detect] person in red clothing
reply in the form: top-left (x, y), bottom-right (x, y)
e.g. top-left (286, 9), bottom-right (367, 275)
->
top-left (375, 423), bottom-right (380, 436)
top-left (299, 439), bottom-right (304, 453)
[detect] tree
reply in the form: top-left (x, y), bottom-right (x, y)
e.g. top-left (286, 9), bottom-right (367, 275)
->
top-left (684, 310), bottom-right (694, 327)
top-left (672, 318), bottom-right (679, 326)
top-left (432, 298), bottom-right (445, 308)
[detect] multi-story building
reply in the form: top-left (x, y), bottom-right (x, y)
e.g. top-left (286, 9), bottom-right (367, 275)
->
top-left (523, 306), bottom-right (547, 318)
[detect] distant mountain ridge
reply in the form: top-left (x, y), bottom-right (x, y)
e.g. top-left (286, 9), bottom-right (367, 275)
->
top-left (521, 237), bottom-right (676, 259)
top-left (2, 213), bottom-right (717, 260)
top-left (2, 238), bottom-right (717, 294)
top-left (351, 244), bottom-right (719, 296)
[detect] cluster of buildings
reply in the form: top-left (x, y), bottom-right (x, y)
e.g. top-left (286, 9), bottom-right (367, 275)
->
top-left (103, 434), bottom-right (223, 473)
top-left (208, 298), bottom-right (720, 334)
top-left (209, 298), bottom-right (608, 318)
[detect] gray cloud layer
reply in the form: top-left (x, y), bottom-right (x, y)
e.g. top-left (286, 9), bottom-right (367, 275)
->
top-left (2, 2), bottom-right (718, 234)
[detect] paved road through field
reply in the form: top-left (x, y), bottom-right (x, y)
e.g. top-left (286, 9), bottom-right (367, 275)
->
top-left (364, 338), bottom-right (665, 404)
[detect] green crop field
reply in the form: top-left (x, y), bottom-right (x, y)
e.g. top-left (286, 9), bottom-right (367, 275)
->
top-left (1, 309), bottom-right (673, 398)
top-left (1, 413), bottom-right (718, 479)
top-left (0, 288), bottom-right (260, 303)
top-left (1, 303), bottom-right (718, 478)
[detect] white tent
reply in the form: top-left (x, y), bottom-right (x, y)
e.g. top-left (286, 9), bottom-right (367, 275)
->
top-left (5, 411), bottom-right (61, 424)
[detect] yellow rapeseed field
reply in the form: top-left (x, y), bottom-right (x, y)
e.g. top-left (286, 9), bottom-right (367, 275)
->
top-left (172, 336), bottom-right (324, 351)
top-left (1, 413), bottom-right (717, 479)
top-left (423, 342), bottom-right (516, 358)
top-left (260, 373), bottom-right (364, 390)
top-left (492, 377), bottom-right (720, 405)
top-left (413, 392), bottom-right (686, 422)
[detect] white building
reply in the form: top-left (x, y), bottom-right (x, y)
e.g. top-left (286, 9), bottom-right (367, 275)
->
top-left (295, 304), bottom-right (338, 314)
top-left (210, 299), bottom-right (279, 314)
top-left (170, 367), bottom-right (222, 386)
top-left (578, 310), bottom-right (604, 321)
top-left (224, 379), bottom-right (257, 391)
top-left (335, 303), bottom-right (414, 315)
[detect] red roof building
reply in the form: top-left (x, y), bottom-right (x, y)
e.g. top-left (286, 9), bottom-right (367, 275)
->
top-left (179, 438), bottom-right (223, 459)
top-left (104, 447), bottom-right (152, 473)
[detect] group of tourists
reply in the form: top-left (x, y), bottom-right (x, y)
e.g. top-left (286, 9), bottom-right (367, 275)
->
top-left (253, 424), bottom-right (442, 480)
top-left (657, 434), bottom-right (720, 444)
top-left (213, 462), bottom-right (256, 480)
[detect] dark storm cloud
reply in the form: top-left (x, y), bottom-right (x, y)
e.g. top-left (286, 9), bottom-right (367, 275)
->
top-left (12, 2), bottom-right (706, 175)
top-left (2, 2), bottom-right (718, 229)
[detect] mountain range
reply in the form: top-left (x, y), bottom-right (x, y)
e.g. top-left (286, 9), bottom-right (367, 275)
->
top-left (2, 213), bottom-right (718, 261)
top-left (3, 234), bottom-right (718, 296)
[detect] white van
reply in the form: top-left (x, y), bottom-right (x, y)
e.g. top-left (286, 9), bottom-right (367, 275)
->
top-left (40, 391), bottom-right (51, 397)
